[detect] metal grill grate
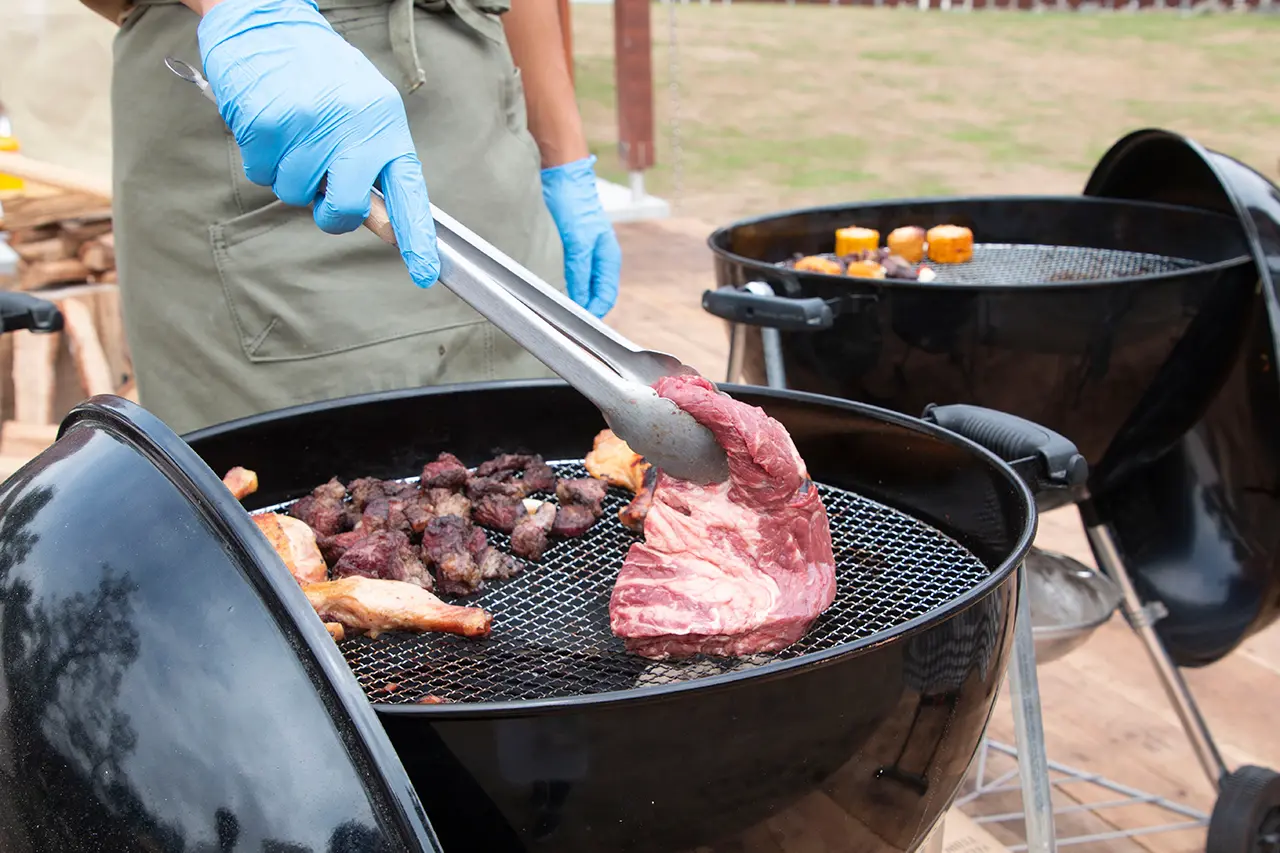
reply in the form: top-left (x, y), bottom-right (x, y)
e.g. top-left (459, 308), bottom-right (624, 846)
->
top-left (920, 244), bottom-right (1199, 285)
top-left (301, 462), bottom-right (991, 706)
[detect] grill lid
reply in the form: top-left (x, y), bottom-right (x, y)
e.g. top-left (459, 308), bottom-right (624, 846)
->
top-left (0, 395), bottom-right (441, 853)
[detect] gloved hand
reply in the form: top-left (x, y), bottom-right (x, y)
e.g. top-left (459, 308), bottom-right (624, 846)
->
top-left (198, 0), bottom-right (440, 288)
top-left (540, 156), bottom-right (622, 318)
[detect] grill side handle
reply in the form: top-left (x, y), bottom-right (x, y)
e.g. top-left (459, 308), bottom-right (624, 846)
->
top-left (922, 403), bottom-right (1089, 510)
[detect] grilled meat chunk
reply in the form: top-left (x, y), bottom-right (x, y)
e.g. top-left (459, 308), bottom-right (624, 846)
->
top-left (469, 476), bottom-right (526, 532)
top-left (356, 494), bottom-right (410, 536)
top-left (552, 478), bottom-right (608, 537)
top-left (421, 515), bottom-right (485, 595)
top-left (423, 487), bottom-right (471, 520)
top-left (478, 546), bottom-right (523, 581)
top-left (511, 502), bottom-right (556, 561)
top-left (222, 466), bottom-right (259, 500)
top-left (332, 530), bottom-right (433, 590)
top-left (288, 477), bottom-right (351, 537)
top-left (318, 530), bottom-right (366, 567)
top-left (475, 453), bottom-right (557, 494)
top-left (253, 512), bottom-right (327, 585)
top-left (421, 452), bottom-right (470, 490)
top-left (304, 576), bottom-right (492, 639)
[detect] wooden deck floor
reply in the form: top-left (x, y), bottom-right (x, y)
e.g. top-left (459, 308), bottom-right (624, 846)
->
top-left (606, 217), bottom-right (1280, 853)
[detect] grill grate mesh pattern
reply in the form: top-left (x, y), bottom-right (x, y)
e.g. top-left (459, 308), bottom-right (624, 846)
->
top-left (312, 462), bottom-right (991, 706)
top-left (919, 244), bottom-right (1199, 285)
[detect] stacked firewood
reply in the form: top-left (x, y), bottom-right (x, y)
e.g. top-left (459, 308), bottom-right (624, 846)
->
top-left (0, 191), bottom-right (116, 290)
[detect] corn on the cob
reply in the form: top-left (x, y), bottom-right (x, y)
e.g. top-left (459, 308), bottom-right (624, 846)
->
top-left (845, 260), bottom-right (887, 279)
top-left (887, 226), bottom-right (926, 264)
top-left (835, 226), bottom-right (879, 256)
top-left (793, 255), bottom-right (844, 276)
top-left (926, 225), bottom-right (974, 264)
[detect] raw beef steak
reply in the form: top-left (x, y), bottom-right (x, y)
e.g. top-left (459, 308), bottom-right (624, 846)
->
top-left (608, 375), bottom-right (837, 659)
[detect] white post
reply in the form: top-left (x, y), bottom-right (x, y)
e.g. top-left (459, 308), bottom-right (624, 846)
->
top-left (629, 170), bottom-right (646, 205)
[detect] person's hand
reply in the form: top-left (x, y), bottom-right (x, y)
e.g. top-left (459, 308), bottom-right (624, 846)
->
top-left (540, 156), bottom-right (622, 318)
top-left (197, 0), bottom-right (440, 288)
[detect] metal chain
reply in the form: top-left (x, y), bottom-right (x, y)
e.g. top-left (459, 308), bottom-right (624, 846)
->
top-left (664, 0), bottom-right (684, 213)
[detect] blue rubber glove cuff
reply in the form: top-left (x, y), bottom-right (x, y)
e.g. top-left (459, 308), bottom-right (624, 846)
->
top-left (541, 155), bottom-right (622, 319)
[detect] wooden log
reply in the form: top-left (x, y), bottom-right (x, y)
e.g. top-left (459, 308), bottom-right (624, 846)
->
top-left (63, 222), bottom-right (114, 258)
top-left (91, 269), bottom-right (119, 285)
top-left (13, 237), bottom-right (72, 264)
top-left (59, 297), bottom-right (117, 398)
top-left (6, 223), bottom-right (60, 245)
top-left (0, 420), bottom-right (59, 459)
top-left (11, 329), bottom-right (61, 424)
top-left (18, 258), bottom-right (91, 291)
top-left (0, 193), bottom-right (112, 232)
top-left (78, 233), bottom-right (115, 273)
top-left (0, 151), bottom-right (112, 201)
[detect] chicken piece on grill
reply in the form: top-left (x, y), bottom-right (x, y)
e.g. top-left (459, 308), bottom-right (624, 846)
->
top-left (222, 467), bottom-right (259, 500)
top-left (511, 502), bottom-right (557, 561)
top-left (288, 478), bottom-right (352, 537)
top-left (469, 476), bottom-right (527, 532)
top-left (585, 429), bottom-right (651, 493)
top-left (552, 478), bottom-right (608, 537)
top-left (332, 530), bottom-right (433, 590)
top-left (304, 576), bottom-right (492, 639)
top-left (253, 512), bottom-right (328, 585)
top-left (475, 453), bottom-right (557, 494)
top-left (421, 514), bottom-right (485, 595)
top-left (619, 469), bottom-right (658, 533)
top-left (421, 452), bottom-right (470, 490)
top-left (325, 622), bottom-right (346, 642)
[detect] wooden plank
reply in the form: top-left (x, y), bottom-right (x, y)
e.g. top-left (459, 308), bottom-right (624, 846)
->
top-left (614, 0), bottom-right (656, 172)
top-left (11, 330), bottom-right (60, 424)
top-left (0, 421), bottom-right (58, 458)
top-left (77, 232), bottom-right (114, 273)
top-left (944, 809), bottom-right (1013, 853)
top-left (0, 151), bottom-right (112, 200)
top-left (17, 258), bottom-right (91, 291)
top-left (59, 297), bottom-right (116, 397)
top-left (0, 193), bottom-right (112, 232)
top-left (12, 237), bottom-right (72, 264)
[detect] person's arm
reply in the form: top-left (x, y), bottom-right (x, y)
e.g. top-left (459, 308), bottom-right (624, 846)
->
top-left (502, 0), bottom-right (589, 169)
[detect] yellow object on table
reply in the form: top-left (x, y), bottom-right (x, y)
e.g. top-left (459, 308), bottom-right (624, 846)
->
top-left (835, 226), bottom-right (879, 256)
top-left (0, 136), bottom-right (25, 191)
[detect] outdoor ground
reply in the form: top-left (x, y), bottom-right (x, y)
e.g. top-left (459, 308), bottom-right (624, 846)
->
top-left (573, 3), bottom-right (1280, 225)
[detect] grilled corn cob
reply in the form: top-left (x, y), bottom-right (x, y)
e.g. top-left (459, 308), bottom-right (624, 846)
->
top-left (887, 226), bottom-right (926, 264)
top-left (835, 226), bottom-right (879, 256)
top-left (926, 225), bottom-right (974, 264)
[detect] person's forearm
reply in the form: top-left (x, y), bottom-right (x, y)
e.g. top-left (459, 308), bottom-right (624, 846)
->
top-left (503, 0), bottom-right (589, 169)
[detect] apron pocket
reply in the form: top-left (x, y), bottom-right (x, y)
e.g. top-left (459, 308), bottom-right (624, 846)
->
top-left (211, 199), bottom-right (484, 363)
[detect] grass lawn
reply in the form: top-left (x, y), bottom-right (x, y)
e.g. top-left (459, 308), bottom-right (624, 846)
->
top-left (571, 3), bottom-right (1280, 225)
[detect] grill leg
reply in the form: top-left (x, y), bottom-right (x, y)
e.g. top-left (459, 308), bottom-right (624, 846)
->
top-left (1009, 560), bottom-right (1058, 853)
top-left (726, 322), bottom-right (747, 384)
top-left (1081, 514), bottom-right (1229, 790)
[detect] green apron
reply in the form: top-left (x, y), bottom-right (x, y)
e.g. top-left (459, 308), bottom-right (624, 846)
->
top-left (110, 0), bottom-right (562, 435)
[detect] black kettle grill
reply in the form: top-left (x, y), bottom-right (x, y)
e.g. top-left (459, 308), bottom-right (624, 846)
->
top-left (0, 365), bottom-right (1087, 852)
top-left (702, 128), bottom-right (1280, 852)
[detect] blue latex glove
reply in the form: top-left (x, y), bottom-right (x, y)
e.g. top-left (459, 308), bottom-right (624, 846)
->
top-left (541, 156), bottom-right (622, 318)
top-left (198, 0), bottom-right (440, 288)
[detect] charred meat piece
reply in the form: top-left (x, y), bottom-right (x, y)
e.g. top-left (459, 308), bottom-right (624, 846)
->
top-left (421, 452), bottom-right (470, 490)
top-left (511, 502), bottom-right (556, 561)
top-left (552, 477), bottom-right (608, 537)
top-left (469, 476), bottom-right (526, 532)
top-left (423, 487), bottom-right (472, 520)
top-left (333, 530), bottom-right (433, 591)
top-left (475, 453), bottom-right (557, 494)
top-left (346, 477), bottom-right (388, 511)
top-left (478, 546), bottom-right (524, 581)
top-left (222, 467), bottom-right (259, 500)
top-left (421, 515), bottom-right (485, 596)
top-left (253, 512), bottom-right (328, 585)
top-left (304, 576), bottom-right (492, 639)
top-left (619, 468), bottom-right (658, 532)
top-left (288, 478), bottom-right (351, 537)
top-left (318, 530), bottom-right (367, 567)
top-left (356, 495), bottom-right (410, 536)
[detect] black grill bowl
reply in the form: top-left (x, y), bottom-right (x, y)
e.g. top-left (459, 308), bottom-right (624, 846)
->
top-left (707, 196), bottom-right (1256, 491)
top-left (180, 380), bottom-right (1035, 853)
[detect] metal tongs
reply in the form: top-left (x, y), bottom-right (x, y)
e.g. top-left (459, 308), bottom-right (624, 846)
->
top-left (165, 58), bottom-right (730, 485)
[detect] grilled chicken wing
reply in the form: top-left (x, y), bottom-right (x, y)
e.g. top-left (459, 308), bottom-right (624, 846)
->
top-left (303, 576), bottom-right (493, 639)
top-left (585, 430), bottom-right (650, 493)
top-left (253, 512), bottom-right (328, 585)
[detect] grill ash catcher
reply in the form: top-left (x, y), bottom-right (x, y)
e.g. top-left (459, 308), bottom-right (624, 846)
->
top-left (703, 127), bottom-right (1280, 853)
